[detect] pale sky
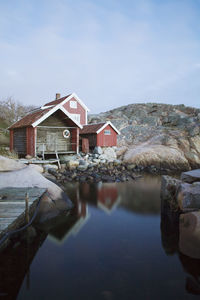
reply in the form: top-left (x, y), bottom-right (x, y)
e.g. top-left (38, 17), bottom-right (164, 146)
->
top-left (0, 0), bottom-right (200, 113)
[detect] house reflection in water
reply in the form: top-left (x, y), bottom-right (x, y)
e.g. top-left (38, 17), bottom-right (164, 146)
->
top-left (79, 182), bottom-right (121, 214)
top-left (48, 183), bottom-right (121, 245)
top-left (97, 183), bottom-right (121, 214)
top-left (48, 192), bottom-right (90, 245)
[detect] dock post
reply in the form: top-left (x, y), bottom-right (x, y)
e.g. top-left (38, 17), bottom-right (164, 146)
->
top-left (25, 192), bottom-right (29, 224)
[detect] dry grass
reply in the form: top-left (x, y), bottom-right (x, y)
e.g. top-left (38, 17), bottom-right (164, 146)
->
top-left (0, 147), bottom-right (18, 159)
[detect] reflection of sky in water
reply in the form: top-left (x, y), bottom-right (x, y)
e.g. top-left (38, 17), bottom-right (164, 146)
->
top-left (9, 177), bottom-right (200, 299)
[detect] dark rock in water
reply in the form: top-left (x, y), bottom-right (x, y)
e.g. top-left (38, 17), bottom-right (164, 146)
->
top-left (177, 182), bottom-right (200, 210)
top-left (160, 175), bottom-right (181, 215)
top-left (179, 211), bottom-right (200, 259)
top-left (186, 276), bottom-right (200, 295)
top-left (160, 212), bottom-right (179, 255)
top-left (181, 169), bottom-right (200, 183)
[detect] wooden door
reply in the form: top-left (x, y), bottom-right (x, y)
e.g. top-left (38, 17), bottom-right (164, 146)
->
top-left (13, 128), bottom-right (26, 155)
top-left (82, 138), bottom-right (89, 153)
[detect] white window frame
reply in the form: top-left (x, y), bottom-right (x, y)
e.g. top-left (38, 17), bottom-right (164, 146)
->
top-left (69, 113), bottom-right (80, 123)
top-left (70, 100), bottom-right (77, 109)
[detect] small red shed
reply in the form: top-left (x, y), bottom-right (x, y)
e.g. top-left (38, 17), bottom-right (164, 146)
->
top-left (80, 121), bottom-right (120, 151)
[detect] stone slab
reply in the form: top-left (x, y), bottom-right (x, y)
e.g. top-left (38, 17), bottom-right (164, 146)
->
top-left (181, 169), bottom-right (200, 183)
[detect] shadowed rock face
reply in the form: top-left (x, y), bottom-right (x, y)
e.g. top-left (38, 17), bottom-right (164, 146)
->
top-left (89, 103), bottom-right (200, 170)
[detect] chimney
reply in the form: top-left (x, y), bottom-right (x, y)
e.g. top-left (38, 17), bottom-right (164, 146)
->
top-left (56, 93), bottom-right (61, 100)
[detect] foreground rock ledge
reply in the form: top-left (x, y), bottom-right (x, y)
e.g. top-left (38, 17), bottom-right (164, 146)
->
top-left (0, 156), bottom-right (73, 223)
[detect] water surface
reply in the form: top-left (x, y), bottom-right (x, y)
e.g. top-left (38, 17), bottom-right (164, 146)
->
top-left (1, 175), bottom-right (199, 299)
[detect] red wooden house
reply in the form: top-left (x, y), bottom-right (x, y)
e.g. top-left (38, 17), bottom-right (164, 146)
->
top-left (9, 93), bottom-right (89, 157)
top-left (9, 93), bottom-right (120, 157)
top-left (80, 121), bottom-right (120, 152)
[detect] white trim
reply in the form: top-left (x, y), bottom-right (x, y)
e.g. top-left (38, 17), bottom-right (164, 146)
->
top-left (32, 105), bottom-right (83, 129)
top-left (48, 210), bottom-right (90, 245)
top-left (69, 100), bottom-right (77, 109)
top-left (85, 110), bottom-right (88, 125)
top-left (71, 92), bottom-right (90, 112)
top-left (60, 106), bottom-right (83, 129)
top-left (41, 105), bottom-right (54, 109)
top-left (97, 196), bottom-right (121, 215)
top-left (96, 121), bottom-right (120, 135)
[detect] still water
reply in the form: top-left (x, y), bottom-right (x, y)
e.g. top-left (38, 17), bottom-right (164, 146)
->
top-left (0, 175), bottom-right (200, 299)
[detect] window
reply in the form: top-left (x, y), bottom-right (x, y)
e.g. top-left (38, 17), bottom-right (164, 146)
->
top-left (69, 113), bottom-right (80, 123)
top-left (104, 130), bottom-right (111, 135)
top-left (70, 101), bottom-right (77, 109)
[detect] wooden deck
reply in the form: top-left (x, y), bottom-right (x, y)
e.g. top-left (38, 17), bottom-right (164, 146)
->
top-left (0, 187), bottom-right (46, 240)
top-left (17, 158), bottom-right (59, 164)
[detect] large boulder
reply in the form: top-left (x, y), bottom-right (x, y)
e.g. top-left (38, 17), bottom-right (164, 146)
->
top-left (123, 144), bottom-right (189, 170)
top-left (93, 146), bottom-right (103, 155)
top-left (100, 147), bottom-right (117, 161)
top-left (0, 155), bottom-right (25, 172)
top-left (160, 175), bottom-right (181, 214)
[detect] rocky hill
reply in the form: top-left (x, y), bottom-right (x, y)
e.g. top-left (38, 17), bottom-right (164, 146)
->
top-left (89, 103), bottom-right (200, 171)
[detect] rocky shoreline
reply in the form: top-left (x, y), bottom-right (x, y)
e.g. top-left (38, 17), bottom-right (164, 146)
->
top-left (48, 161), bottom-right (142, 184)
top-left (42, 146), bottom-right (186, 184)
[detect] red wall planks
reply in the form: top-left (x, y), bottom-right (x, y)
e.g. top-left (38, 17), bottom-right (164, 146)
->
top-left (26, 127), bottom-right (36, 156)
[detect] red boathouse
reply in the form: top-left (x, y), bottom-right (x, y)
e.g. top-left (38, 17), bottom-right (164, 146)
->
top-left (80, 121), bottom-right (120, 152)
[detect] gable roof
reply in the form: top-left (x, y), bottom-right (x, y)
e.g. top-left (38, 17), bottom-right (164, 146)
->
top-left (42, 93), bottom-right (90, 112)
top-left (9, 105), bottom-right (83, 129)
top-left (9, 92), bottom-right (91, 129)
top-left (80, 121), bottom-right (120, 135)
